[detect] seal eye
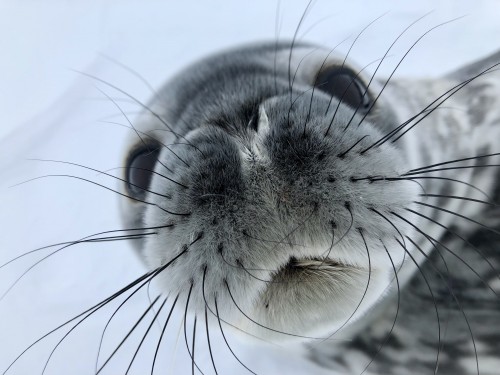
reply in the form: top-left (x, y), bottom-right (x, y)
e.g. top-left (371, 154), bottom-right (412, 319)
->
top-left (126, 146), bottom-right (160, 199)
top-left (315, 67), bottom-right (372, 114)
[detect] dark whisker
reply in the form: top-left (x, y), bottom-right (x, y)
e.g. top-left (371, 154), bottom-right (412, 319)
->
top-left (390, 65), bottom-right (500, 144)
top-left (224, 280), bottom-right (321, 340)
top-left (337, 135), bottom-right (370, 158)
top-left (97, 87), bottom-right (150, 151)
top-left (420, 193), bottom-right (499, 207)
top-left (405, 208), bottom-right (500, 280)
top-left (151, 295), bottom-right (179, 375)
top-left (408, 152), bottom-right (500, 173)
top-left (11, 174), bottom-right (191, 216)
top-left (287, 0), bottom-right (315, 102)
top-left (182, 284), bottom-right (205, 375)
top-left (273, 0), bottom-right (282, 96)
top-left (73, 70), bottom-right (200, 151)
top-left (353, 13), bottom-right (433, 131)
top-left (386, 176), bottom-right (491, 200)
top-left (214, 297), bottom-right (258, 375)
top-left (318, 228), bottom-right (372, 344)
top-left (192, 317), bottom-right (197, 375)
top-left (343, 13), bottom-right (431, 134)
top-left (1, 231), bottom-right (158, 302)
top-left (0, 225), bottom-right (167, 269)
top-left (360, 240), bottom-right (401, 374)
top-left (362, 63), bottom-right (499, 153)
top-left (204, 305), bottom-right (219, 375)
top-left (394, 237), bottom-right (442, 373)
top-left (95, 296), bottom-right (161, 375)
top-left (98, 53), bottom-right (159, 96)
top-left (404, 164), bottom-right (500, 176)
top-left (415, 201), bottom-right (500, 238)
top-left (2, 248), bottom-right (187, 374)
top-left (324, 56), bottom-right (386, 139)
top-left (315, 220), bottom-right (335, 269)
top-left (392, 210), bottom-right (499, 297)
top-left (27, 158), bottom-right (175, 198)
top-left (201, 267), bottom-right (269, 344)
top-left (94, 280), bottom-right (160, 373)
top-left (405, 236), bottom-right (480, 375)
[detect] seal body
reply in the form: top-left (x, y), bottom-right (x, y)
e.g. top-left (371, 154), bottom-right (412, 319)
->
top-left (118, 42), bottom-right (500, 373)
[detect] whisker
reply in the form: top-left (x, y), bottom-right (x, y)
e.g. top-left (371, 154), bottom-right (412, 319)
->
top-left (182, 284), bottom-right (205, 375)
top-left (2, 247), bottom-right (187, 374)
top-left (404, 164), bottom-right (500, 176)
top-left (94, 280), bottom-right (160, 373)
top-left (11, 174), bottom-right (191, 216)
top-left (96, 296), bottom-right (161, 375)
top-left (151, 295), bottom-right (179, 375)
top-left (204, 305), bottom-right (219, 375)
top-left (392, 209), bottom-right (499, 297)
top-left (389, 65), bottom-right (500, 144)
top-left (408, 152), bottom-right (500, 173)
top-left (287, 0), bottom-right (315, 102)
top-left (317, 227), bottom-right (372, 344)
top-left (405, 208), bottom-right (500, 280)
top-left (420, 193), bottom-right (499, 207)
top-left (360, 240), bottom-right (401, 374)
top-left (214, 297), bottom-right (259, 375)
top-left (394, 237), bottom-right (443, 373)
top-left (27, 158), bottom-right (175, 198)
top-left (362, 63), bottom-right (499, 153)
top-left (385, 176), bottom-right (491, 201)
top-left (0, 225), bottom-right (166, 269)
top-left (192, 317), bottom-right (197, 375)
top-left (73, 70), bottom-right (200, 152)
top-left (347, 13), bottom-right (432, 132)
top-left (224, 279), bottom-right (322, 340)
top-left (98, 53), bottom-right (159, 96)
top-left (0, 231), bottom-right (158, 302)
top-left (405, 236), bottom-right (480, 375)
top-left (96, 87), bottom-right (150, 151)
top-left (415, 201), bottom-right (500, 238)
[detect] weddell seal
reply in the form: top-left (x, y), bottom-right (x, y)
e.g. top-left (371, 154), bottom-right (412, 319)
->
top-left (1, 8), bottom-right (500, 375)
top-left (115, 41), bottom-right (500, 374)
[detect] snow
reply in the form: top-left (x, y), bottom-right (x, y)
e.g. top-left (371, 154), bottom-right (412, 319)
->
top-left (0, 1), bottom-right (499, 374)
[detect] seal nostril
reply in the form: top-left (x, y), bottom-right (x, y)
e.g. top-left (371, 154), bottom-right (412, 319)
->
top-left (327, 176), bottom-right (336, 183)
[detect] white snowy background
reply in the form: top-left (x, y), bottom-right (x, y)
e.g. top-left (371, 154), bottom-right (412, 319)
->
top-left (0, 1), bottom-right (499, 374)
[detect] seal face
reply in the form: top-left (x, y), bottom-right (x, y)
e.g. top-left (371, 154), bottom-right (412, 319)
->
top-left (118, 41), bottom-right (500, 373)
top-left (120, 42), bottom-right (419, 341)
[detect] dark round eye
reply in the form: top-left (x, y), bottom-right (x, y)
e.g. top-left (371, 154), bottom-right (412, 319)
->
top-left (125, 145), bottom-right (160, 199)
top-left (315, 67), bottom-right (372, 114)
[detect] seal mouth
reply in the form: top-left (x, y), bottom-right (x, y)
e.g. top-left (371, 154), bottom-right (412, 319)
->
top-left (270, 256), bottom-right (352, 283)
top-left (252, 253), bottom-right (374, 341)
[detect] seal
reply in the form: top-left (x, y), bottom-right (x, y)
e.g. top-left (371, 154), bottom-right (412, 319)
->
top-left (117, 42), bottom-right (500, 374)
top-left (1, 17), bottom-right (500, 375)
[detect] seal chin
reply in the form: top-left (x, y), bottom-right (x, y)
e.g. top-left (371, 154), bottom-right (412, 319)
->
top-left (244, 256), bottom-right (390, 343)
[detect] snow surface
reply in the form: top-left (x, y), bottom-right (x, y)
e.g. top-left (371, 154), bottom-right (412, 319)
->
top-left (0, 1), bottom-right (499, 374)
